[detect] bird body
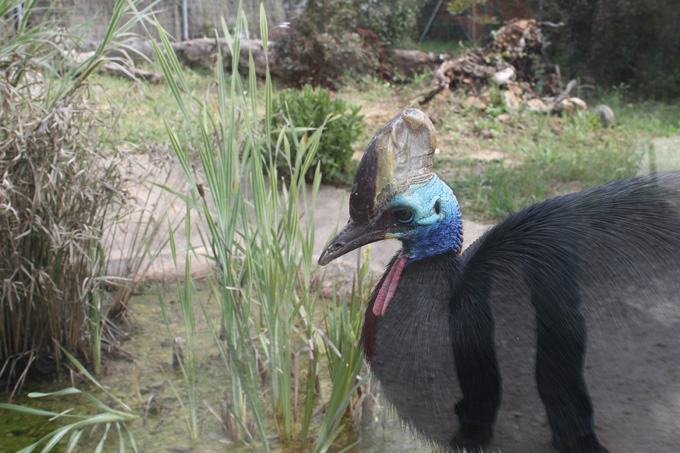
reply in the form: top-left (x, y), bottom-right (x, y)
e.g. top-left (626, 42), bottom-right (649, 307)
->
top-left (366, 251), bottom-right (461, 444)
top-left (318, 109), bottom-right (680, 453)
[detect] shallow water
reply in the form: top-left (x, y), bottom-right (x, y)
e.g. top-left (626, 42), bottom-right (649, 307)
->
top-left (1, 283), bottom-right (429, 452)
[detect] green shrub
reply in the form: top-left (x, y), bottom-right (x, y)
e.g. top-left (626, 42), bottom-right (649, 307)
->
top-left (270, 0), bottom-right (418, 86)
top-left (301, 0), bottom-right (418, 47)
top-left (273, 86), bottom-right (364, 183)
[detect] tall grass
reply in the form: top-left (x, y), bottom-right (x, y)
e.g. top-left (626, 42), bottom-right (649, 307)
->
top-left (141, 2), bottom-right (372, 450)
top-left (132, 0), bottom-right (368, 451)
top-left (0, 0), bottom-right (155, 392)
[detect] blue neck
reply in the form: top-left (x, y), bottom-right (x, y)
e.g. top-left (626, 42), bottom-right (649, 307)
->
top-left (389, 175), bottom-right (463, 262)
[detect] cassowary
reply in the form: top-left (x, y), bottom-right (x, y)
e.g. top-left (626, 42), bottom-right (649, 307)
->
top-left (318, 109), bottom-right (680, 453)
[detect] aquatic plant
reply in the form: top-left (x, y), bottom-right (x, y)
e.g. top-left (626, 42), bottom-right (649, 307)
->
top-left (144, 1), bottom-right (373, 450)
top-left (0, 347), bottom-right (138, 452)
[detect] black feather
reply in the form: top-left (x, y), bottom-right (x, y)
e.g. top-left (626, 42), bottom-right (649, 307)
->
top-left (366, 172), bottom-right (680, 451)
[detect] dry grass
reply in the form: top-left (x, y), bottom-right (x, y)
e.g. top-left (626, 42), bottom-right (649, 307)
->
top-left (0, 62), bottom-right (127, 392)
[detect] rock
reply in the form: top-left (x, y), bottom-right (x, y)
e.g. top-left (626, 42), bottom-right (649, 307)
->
top-left (463, 96), bottom-right (486, 110)
top-left (554, 97), bottom-right (587, 115)
top-left (571, 97), bottom-right (587, 111)
top-left (479, 88), bottom-right (493, 106)
top-left (496, 113), bottom-right (511, 123)
top-left (492, 66), bottom-right (516, 86)
top-left (508, 84), bottom-right (524, 97)
top-left (527, 98), bottom-right (548, 112)
top-left (503, 90), bottom-right (521, 111)
top-left (592, 104), bottom-right (616, 126)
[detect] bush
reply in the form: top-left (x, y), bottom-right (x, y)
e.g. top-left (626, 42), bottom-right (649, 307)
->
top-left (270, 0), bottom-right (419, 86)
top-left (301, 0), bottom-right (418, 47)
top-left (273, 86), bottom-right (364, 183)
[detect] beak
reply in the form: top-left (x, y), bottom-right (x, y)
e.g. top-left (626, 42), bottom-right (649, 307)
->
top-left (318, 222), bottom-right (387, 265)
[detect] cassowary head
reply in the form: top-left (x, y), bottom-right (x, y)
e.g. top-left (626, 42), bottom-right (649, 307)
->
top-left (319, 109), bottom-right (463, 266)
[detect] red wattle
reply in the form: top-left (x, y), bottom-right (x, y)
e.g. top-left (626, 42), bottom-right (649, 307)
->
top-left (373, 252), bottom-right (409, 317)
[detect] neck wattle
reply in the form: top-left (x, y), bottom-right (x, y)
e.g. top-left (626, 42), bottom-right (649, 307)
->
top-left (361, 177), bottom-right (463, 360)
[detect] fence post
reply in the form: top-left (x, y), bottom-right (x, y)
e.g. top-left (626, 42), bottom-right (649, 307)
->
top-left (182, 0), bottom-right (188, 40)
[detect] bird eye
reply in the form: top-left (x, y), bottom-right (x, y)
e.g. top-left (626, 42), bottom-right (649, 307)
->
top-left (393, 209), bottom-right (414, 224)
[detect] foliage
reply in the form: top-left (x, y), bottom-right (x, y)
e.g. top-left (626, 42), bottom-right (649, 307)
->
top-left (272, 0), bottom-right (419, 86)
top-left (0, 348), bottom-right (138, 452)
top-left (316, 249), bottom-right (372, 451)
top-left (0, 0), bottom-right (149, 391)
top-left (273, 86), bottom-right (365, 183)
top-left (447, 0), bottom-right (497, 25)
top-left (146, 2), bottom-right (372, 450)
top-left (301, 0), bottom-right (418, 47)
top-left (354, 0), bottom-right (420, 46)
top-left (269, 27), bottom-right (327, 87)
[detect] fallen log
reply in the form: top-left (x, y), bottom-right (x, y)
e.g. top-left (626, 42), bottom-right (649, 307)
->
top-left (169, 37), bottom-right (269, 76)
top-left (100, 62), bottom-right (163, 84)
top-left (385, 49), bottom-right (443, 79)
top-left (67, 50), bottom-right (163, 84)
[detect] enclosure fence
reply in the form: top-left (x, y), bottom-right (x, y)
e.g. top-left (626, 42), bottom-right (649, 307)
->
top-left (31, 0), bottom-right (296, 42)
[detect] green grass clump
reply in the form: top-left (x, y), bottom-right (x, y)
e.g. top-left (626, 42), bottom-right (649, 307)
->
top-left (90, 67), bottom-right (214, 148)
top-left (411, 39), bottom-right (472, 54)
top-left (273, 85), bottom-right (365, 184)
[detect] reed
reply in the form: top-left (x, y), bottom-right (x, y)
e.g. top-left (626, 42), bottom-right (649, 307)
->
top-left (144, 1), bottom-right (372, 449)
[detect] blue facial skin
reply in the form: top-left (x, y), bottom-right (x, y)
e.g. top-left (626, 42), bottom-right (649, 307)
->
top-left (388, 174), bottom-right (463, 262)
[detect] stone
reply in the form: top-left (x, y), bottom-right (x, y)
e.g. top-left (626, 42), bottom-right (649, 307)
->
top-left (503, 90), bottom-right (521, 111)
top-left (554, 97), bottom-right (587, 115)
top-left (508, 84), bottom-right (524, 97)
top-left (463, 96), bottom-right (486, 110)
top-left (527, 98), bottom-right (547, 112)
top-left (592, 104), bottom-right (616, 126)
top-left (492, 66), bottom-right (516, 86)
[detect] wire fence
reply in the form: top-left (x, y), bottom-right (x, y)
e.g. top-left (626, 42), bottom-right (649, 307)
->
top-left (30, 0), bottom-right (295, 42)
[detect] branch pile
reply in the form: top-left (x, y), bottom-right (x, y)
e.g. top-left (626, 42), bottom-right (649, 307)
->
top-left (420, 19), bottom-right (600, 118)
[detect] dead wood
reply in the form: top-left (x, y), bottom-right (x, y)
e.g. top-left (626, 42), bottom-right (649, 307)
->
top-left (386, 49), bottom-right (443, 79)
top-left (551, 79), bottom-right (578, 107)
top-left (169, 38), bottom-right (269, 76)
top-left (420, 19), bottom-right (548, 105)
top-left (100, 62), bottom-right (162, 84)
